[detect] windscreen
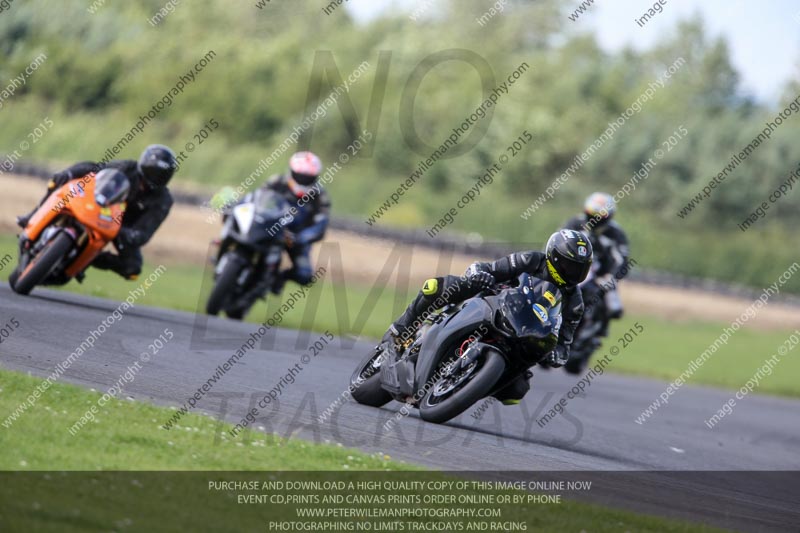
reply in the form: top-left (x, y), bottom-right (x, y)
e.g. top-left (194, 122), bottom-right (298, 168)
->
top-left (252, 189), bottom-right (288, 219)
top-left (499, 290), bottom-right (550, 338)
top-left (94, 170), bottom-right (130, 207)
top-left (497, 273), bottom-right (562, 343)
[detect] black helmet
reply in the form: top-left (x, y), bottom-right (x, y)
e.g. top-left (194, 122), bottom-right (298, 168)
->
top-left (545, 229), bottom-right (593, 287)
top-left (138, 144), bottom-right (176, 189)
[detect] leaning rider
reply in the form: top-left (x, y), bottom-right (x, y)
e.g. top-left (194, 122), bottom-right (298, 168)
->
top-left (383, 230), bottom-right (593, 404)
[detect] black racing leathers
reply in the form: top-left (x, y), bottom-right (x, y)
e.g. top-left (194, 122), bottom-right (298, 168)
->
top-left (392, 250), bottom-right (584, 351)
top-left (565, 216), bottom-right (630, 329)
top-left (564, 216), bottom-right (630, 279)
top-left (469, 250), bottom-right (585, 349)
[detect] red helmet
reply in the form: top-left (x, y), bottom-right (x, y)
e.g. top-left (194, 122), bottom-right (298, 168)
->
top-left (288, 151), bottom-right (323, 197)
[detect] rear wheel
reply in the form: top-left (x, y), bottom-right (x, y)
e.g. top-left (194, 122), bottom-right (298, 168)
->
top-left (350, 347), bottom-right (392, 407)
top-left (226, 308), bottom-right (245, 321)
top-left (419, 349), bottom-right (506, 424)
top-left (206, 252), bottom-right (245, 316)
top-left (11, 233), bottom-right (73, 296)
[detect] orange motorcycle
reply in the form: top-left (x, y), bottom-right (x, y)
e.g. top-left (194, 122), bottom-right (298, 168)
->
top-left (10, 169), bottom-right (129, 295)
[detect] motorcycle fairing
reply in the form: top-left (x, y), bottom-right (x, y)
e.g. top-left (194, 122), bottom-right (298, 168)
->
top-left (413, 298), bottom-right (493, 395)
top-left (23, 175), bottom-right (125, 278)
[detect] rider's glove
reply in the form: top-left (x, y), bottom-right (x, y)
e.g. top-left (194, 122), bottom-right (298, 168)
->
top-left (117, 227), bottom-right (145, 249)
top-left (116, 228), bottom-right (133, 249)
top-left (545, 345), bottom-right (569, 368)
top-left (49, 171), bottom-right (72, 190)
top-left (465, 264), bottom-right (495, 292)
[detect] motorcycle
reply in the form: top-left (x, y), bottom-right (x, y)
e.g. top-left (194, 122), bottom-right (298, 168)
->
top-left (350, 273), bottom-right (563, 424)
top-left (10, 171), bottom-right (129, 295)
top-left (206, 189), bottom-right (291, 320)
top-left (564, 280), bottom-right (604, 375)
top-left (565, 271), bottom-right (622, 375)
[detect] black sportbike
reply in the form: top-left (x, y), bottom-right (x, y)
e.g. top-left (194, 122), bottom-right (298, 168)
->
top-left (350, 273), bottom-right (563, 424)
top-left (206, 189), bottom-right (290, 320)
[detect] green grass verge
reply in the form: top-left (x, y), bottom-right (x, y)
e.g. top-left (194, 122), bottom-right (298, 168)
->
top-left (0, 369), bottom-right (406, 471)
top-left (0, 370), bottom-right (724, 532)
top-left (1, 235), bottom-right (798, 398)
top-left (606, 316), bottom-right (800, 398)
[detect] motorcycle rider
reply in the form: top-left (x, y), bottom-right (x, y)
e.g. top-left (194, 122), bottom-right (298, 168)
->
top-left (564, 192), bottom-right (630, 337)
top-left (17, 145), bottom-right (177, 280)
top-left (229, 151), bottom-right (331, 309)
top-left (385, 229), bottom-right (592, 405)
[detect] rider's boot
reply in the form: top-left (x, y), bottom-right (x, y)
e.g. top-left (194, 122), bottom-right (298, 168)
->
top-left (385, 324), bottom-right (404, 357)
top-left (379, 323), bottom-right (412, 361)
top-left (269, 270), bottom-right (289, 295)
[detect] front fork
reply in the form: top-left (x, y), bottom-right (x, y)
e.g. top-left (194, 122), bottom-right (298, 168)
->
top-left (227, 245), bottom-right (283, 309)
top-left (17, 225), bottom-right (77, 270)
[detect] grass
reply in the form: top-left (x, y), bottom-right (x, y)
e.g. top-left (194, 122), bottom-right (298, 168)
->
top-left (606, 316), bottom-right (800, 397)
top-left (0, 370), bottom-right (725, 532)
top-left (0, 369), bottom-right (406, 471)
top-left (1, 234), bottom-right (798, 398)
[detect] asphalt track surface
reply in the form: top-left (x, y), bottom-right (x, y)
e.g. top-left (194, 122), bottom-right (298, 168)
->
top-left (1, 285), bottom-right (799, 532)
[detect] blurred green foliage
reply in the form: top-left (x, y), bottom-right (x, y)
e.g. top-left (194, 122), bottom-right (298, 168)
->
top-left (1, 0), bottom-right (799, 291)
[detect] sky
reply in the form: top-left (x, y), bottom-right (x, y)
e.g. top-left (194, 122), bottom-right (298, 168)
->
top-left (346, 0), bottom-right (800, 104)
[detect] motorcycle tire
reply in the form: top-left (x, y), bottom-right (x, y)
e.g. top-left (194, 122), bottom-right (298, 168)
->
top-left (419, 349), bottom-right (506, 424)
top-left (565, 338), bottom-right (599, 375)
top-left (8, 267), bottom-right (20, 289)
top-left (564, 356), bottom-right (586, 375)
top-left (11, 233), bottom-right (73, 296)
top-left (226, 308), bottom-right (245, 321)
top-left (350, 347), bottom-right (392, 408)
top-left (206, 252), bottom-right (245, 316)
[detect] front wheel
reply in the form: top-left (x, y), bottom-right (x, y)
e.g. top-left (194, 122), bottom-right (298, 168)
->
top-left (350, 347), bottom-right (392, 407)
top-left (206, 252), bottom-right (246, 316)
top-left (8, 268), bottom-right (20, 288)
top-left (565, 337), bottom-right (599, 375)
top-left (419, 349), bottom-right (506, 424)
top-left (11, 233), bottom-right (73, 296)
